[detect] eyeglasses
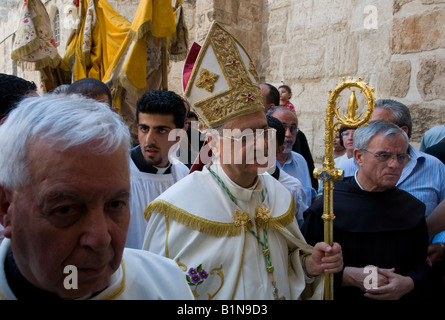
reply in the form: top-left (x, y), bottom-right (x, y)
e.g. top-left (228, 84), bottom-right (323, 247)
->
top-left (221, 128), bottom-right (276, 143)
top-left (362, 149), bottom-right (411, 164)
top-left (341, 130), bottom-right (355, 138)
top-left (282, 124), bottom-right (299, 135)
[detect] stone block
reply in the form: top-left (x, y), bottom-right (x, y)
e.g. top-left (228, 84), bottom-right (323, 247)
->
top-left (392, 10), bottom-right (445, 53)
top-left (393, 0), bottom-right (415, 14)
top-left (239, 1), bottom-right (261, 22)
top-left (282, 38), bottom-right (325, 80)
top-left (390, 60), bottom-right (411, 98)
top-left (409, 103), bottom-right (445, 142)
top-left (267, 0), bottom-right (292, 11)
top-left (323, 32), bottom-right (359, 77)
top-left (417, 56), bottom-right (445, 101)
top-left (266, 8), bottom-right (288, 44)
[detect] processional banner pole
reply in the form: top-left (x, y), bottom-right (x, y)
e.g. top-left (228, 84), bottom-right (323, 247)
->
top-left (313, 78), bottom-right (375, 300)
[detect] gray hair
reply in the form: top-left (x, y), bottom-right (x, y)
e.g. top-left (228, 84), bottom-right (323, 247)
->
top-left (353, 120), bottom-right (409, 150)
top-left (374, 99), bottom-right (412, 138)
top-left (0, 95), bottom-right (131, 190)
top-left (52, 84), bottom-right (70, 95)
top-left (266, 105), bottom-right (298, 120)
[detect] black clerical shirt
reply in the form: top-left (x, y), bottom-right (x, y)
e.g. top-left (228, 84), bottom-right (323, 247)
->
top-left (131, 145), bottom-right (171, 174)
top-left (4, 250), bottom-right (62, 300)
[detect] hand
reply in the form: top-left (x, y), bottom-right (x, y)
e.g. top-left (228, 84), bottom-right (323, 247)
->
top-left (364, 268), bottom-right (414, 300)
top-left (305, 242), bottom-right (343, 276)
top-left (427, 243), bottom-right (444, 266)
top-left (341, 266), bottom-right (390, 291)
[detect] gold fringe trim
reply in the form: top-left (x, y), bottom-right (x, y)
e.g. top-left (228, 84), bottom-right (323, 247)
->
top-left (145, 199), bottom-right (243, 237)
top-left (129, 21), bottom-right (154, 42)
top-left (169, 50), bottom-right (187, 62)
top-left (15, 55), bottom-right (62, 72)
top-left (118, 72), bottom-right (147, 100)
top-left (256, 196), bottom-right (295, 230)
top-left (144, 196), bottom-right (296, 238)
top-left (11, 37), bottom-right (41, 60)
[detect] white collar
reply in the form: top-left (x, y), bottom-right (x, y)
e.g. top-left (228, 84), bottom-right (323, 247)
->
top-left (354, 169), bottom-right (365, 190)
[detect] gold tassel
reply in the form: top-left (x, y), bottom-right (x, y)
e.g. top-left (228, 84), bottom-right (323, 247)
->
top-left (255, 197), bottom-right (295, 230)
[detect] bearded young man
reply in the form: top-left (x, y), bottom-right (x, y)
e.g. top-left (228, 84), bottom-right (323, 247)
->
top-left (126, 90), bottom-right (189, 249)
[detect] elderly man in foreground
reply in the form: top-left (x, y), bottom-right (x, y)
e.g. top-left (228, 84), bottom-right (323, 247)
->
top-left (0, 95), bottom-right (194, 300)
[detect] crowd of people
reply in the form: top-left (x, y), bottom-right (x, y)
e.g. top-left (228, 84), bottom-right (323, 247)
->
top-left (0, 21), bottom-right (444, 301)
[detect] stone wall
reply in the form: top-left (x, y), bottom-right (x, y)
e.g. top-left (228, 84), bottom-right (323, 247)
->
top-left (259, 0), bottom-right (445, 162)
top-left (0, 1), bottom-right (25, 80)
top-left (0, 0), bottom-right (443, 162)
top-left (391, 1), bottom-right (445, 142)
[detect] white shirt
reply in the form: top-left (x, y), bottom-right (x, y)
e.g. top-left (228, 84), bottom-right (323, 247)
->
top-left (126, 157), bottom-right (189, 249)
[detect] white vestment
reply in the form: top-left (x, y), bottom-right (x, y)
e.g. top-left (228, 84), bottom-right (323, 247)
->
top-left (126, 157), bottom-right (189, 249)
top-left (0, 239), bottom-right (194, 300)
top-left (142, 162), bottom-right (324, 300)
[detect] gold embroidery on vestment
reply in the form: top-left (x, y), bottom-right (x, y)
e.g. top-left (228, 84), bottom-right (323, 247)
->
top-left (176, 259), bottom-right (224, 300)
top-left (144, 197), bottom-right (295, 238)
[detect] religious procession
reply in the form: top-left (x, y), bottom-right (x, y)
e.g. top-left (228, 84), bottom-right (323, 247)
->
top-left (0, 0), bottom-right (444, 307)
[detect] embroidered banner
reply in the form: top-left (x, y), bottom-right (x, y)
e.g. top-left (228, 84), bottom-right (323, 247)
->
top-left (11, 0), bottom-right (61, 71)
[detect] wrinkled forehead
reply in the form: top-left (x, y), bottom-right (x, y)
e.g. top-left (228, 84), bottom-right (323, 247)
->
top-left (271, 109), bottom-right (297, 125)
top-left (370, 107), bottom-right (393, 122)
top-left (368, 131), bottom-right (408, 151)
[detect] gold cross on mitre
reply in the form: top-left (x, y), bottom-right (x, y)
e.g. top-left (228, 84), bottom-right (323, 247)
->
top-left (196, 69), bottom-right (219, 93)
top-left (183, 21), bottom-right (264, 129)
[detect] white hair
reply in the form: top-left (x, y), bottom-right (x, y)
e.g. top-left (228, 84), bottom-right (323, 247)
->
top-left (353, 120), bottom-right (409, 150)
top-left (0, 95), bottom-right (131, 189)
